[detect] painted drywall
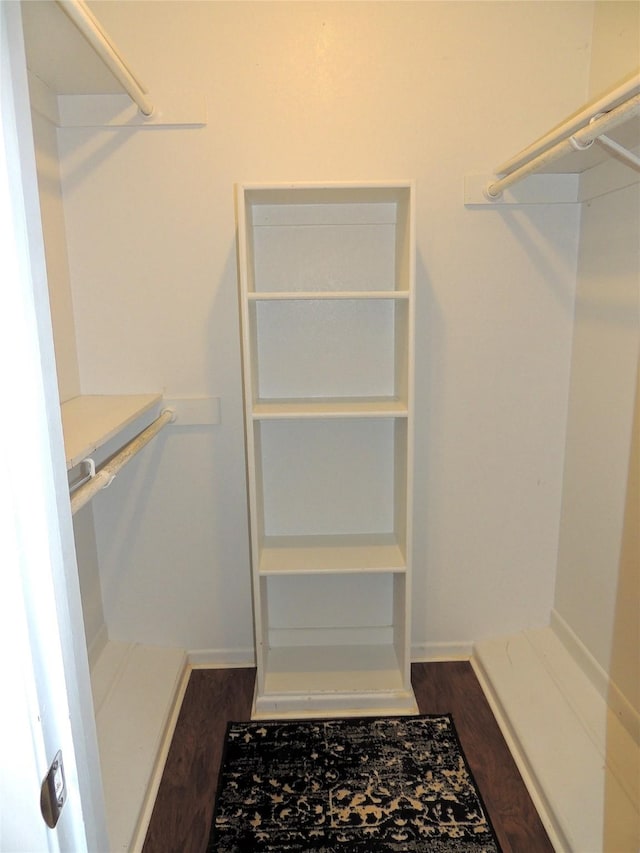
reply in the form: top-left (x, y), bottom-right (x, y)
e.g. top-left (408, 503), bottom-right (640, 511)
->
top-left (29, 101), bottom-right (107, 659)
top-left (72, 503), bottom-right (105, 659)
top-left (554, 0), bottom-right (639, 708)
top-left (613, 366), bottom-right (639, 714)
top-left (30, 110), bottom-right (80, 403)
top-left (52, 1), bottom-right (593, 655)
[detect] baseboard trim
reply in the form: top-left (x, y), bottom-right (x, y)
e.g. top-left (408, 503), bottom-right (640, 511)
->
top-left (187, 647), bottom-right (256, 669)
top-left (186, 644), bottom-right (474, 668)
top-left (411, 641), bottom-right (473, 661)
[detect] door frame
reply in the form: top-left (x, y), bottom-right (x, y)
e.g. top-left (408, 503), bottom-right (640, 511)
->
top-left (0, 2), bottom-right (108, 849)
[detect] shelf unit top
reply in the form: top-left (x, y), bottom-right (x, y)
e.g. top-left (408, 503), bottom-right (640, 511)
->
top-left (242, 181), bottom-right (414, 207)
top-left (61, 393), bottom-right (162, 470)
top-left (240, 182), bottom-right (414, 299)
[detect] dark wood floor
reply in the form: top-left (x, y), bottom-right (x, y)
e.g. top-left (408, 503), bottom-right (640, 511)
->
top-left (142, 663), bottom-right (553, 853)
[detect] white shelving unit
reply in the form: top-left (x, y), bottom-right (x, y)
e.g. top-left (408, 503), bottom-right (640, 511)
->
top-left (237, 182), bottom-right (418, 719)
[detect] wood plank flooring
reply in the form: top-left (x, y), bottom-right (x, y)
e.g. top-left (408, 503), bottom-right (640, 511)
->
top-left (142, 663), bottom-right (553, 852)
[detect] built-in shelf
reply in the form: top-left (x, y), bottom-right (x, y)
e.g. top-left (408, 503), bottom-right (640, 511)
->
top-left (247, 291), bottom-right (410, 301)
top-left (61, 393), bottom-right (162, 470)
top-left (21, 1), bottom-right (206, 129)
top-left (238, 181), bottom-right (417, 719)
top-left (465, 72), bottom-right (639, 205)
top-left (252, 397), bottom-right (408, 419)
top-left (265, 644), bottom-right (407, 693)
top-left (258, 533), bottom-right (407, 575)
top-left (525, 113), bottom-right (640, 175)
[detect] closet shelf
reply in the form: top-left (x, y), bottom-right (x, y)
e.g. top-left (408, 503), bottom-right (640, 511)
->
top-left (247, 291), bottom-right (410, 301)
top-left (466, 70), bottom-right (640, 205)
top-left (252, 397), bottom-right (408, 419)
top-left (21, 1), bottom-right (206, 128)
top-left (258, 533), bottom-right (407, 575)
top-left (61, 393), bottom-right (162, 470)
top-left (257, 644), bottom-right (417, 720)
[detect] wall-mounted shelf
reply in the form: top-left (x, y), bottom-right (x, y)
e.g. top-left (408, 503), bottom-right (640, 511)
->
top-left (466, 71), bottom-right (640, 205)
top-left (21, 1), bottom-right (206, 128)
top-left (61, 393), bottom-right (162, 471)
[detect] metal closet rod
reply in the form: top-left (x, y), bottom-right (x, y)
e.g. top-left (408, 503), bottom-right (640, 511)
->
top-left (55, 0), bottom-right (154, 117)
top-left (486, 90), bottom-right (640, 199)
top-left (70, 408), bottom-right (175, 516)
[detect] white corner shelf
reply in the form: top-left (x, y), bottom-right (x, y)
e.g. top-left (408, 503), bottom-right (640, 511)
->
top-left (237, 181), bottom-right (418, 719)
top-left (61, 393), bottom-right (162, 471)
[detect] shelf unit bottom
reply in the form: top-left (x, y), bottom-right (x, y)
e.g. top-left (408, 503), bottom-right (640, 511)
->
top-left (253, 643), bottom-right (418, 719)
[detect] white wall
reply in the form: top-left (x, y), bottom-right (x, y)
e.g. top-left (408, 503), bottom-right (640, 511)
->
top-left (30, 110), bottom-right (79, 403)
top-left (554, 1), bottom-right (639, 710)
top-left (29, 100), bottom-right (106, 657)
top-left (53, 1), bottom-right (594, 656)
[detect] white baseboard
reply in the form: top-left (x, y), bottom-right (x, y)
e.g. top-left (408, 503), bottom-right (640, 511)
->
top-left (188, 643), bottom-right (473, 668)
top-left (411, 641), bottom-right (473, 661)
top-left (187, 647), bottom-right (256, 669)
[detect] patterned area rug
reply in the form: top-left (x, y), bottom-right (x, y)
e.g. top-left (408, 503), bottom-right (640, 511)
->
top-left (208, 714), bottom-right (501, 852)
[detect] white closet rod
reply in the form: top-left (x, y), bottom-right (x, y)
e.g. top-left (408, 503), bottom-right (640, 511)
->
top-left (55, 0), bottom-right (154, 117)
top-left (70, 408), bottom-right (174, 515)
top-left (496, 72), bottom-right (640, 176)
top-left (486, 92), bottom-right (640, 199)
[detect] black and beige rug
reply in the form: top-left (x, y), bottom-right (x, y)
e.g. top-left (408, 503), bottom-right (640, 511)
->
top-left (208, 714), bottom-right (501, 852)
